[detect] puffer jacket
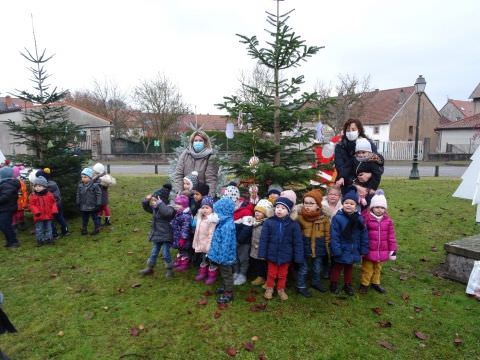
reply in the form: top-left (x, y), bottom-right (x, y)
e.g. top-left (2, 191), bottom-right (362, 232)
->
top-left (362, 211), bottom-right (397, 263)
top-left (330, 209), bottom-right (369, 264)
top-left (250, 219), bottom-right (265, 259)
top-left (47, 180), bottom-right (62, 204)
top-left (142, 200), bottom-right (176, 243)
top-left (174, 147), bottom-right (218, 197)
top-left (234, 200), bottom-right (254, 244)
top-left (76, 181), bottom-right (102, 212)
top-left (297, 212), bottom-right (331, 258)
top-left (29, 191), bottom-right (58, 222)
top-left (258, 215), bottom-right (304, 265)
top-left (171, 208), bottom-right (192, 249)
top-left (192, 212), bottom-right (218, 253)
top-left (0, 178), bottom-right (20, 213)
top-left (208, 198), bottom-right (237, 265)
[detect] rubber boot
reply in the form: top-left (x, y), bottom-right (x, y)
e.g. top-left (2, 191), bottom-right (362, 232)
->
top-left (165, 262), bottom-right (174, 279)
top-left (175, 257), bottom-right (190, 272)
top-left (195, 263), bottom-right (208, 281)
top-left (205, 266), bottom-right (218, 285)
top-left (173, 254), bottom-right (182, 268)
top-left (139, 265), bottom-right (154, 275)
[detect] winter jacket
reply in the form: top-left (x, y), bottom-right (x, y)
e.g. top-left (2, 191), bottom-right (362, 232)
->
top-left (352, 158), bottom-right (384, 191)
top-left (258, 215), bottom-right (304, 265)
top-left (29, 191), bottom-right (58, 222)
top-left (171, 208), bottom-right (192, 249)
top-left (17, 179), bottom-right (28, 210)
top-left (297, 212), bottom-right (331, 258)
top-left (334, 136), bottom-right (383, 191)
top-left (330, 209), bottom-right (369, 265)
top-left (362, 211), bottom-right (397, 263)
top-left (47, 180), bottom-right (62, 204)
top-left (234, 200), bottom-right (254, 244)
top-left (0, 178), bottom-right (20, 213)
top-left (174, 147), bottom-right (218, 197)
top-left (76, 181), bottom-right (102, 212)
top-left (208, 198), bottom-right (237, 265)
top-left (142, 199), bottom-right (176, 243)
top-left (192, 212), bottom-right (218, 253)
top-left (250, 219), bottom-right (266, 259)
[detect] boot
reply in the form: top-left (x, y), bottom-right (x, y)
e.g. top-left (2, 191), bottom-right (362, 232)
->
top-left (343, 284), bottom-right (354, 296)
top-left (216, 291), bottom-right (233, 304)
top-left (297, 287), bottom-right (312, 298)
top-left (371, 284), bottom-right (386, 293)
top-left (81, 228), bottom-right (88, 236)
top-left (173, 254), bottom-right (182, 268)
top-left (36, 240), bottom-right (44, 247)
top-left (45, 238), bottom-right (55, 245)
top-left (277, 289), bottom-right (289, 301)
top-left (91, 227), bottom-right (100, 235)
top-left (311, 282), bottom-right (328, 293)
top-left (195, 264), bottom-right (208, 282)
top-left (359, 284), bottom-right (369, 294)
top-left (251, 276), bottom-right (265, 286)
top-left (139, 265), bottom-right (154, 275)
top-left (104, 217), bottom-right (111, 226)
top-left (329, 282), bottom-right (338, 294)
top-left (175, 257), bottom-right (190, 272)
top-left (165, 262), bottom-right (174, 279)
top-left (205, 266), bottom-right (218, 285)
top-left (264, 288), bottom-right (274, 300)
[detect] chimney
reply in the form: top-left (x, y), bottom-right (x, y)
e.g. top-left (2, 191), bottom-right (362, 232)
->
top-left (398, 89), bottom-right (406, 105)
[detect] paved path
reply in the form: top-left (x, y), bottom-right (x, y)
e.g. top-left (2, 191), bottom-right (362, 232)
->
top-left (108, 164), bottom-right (467, 178)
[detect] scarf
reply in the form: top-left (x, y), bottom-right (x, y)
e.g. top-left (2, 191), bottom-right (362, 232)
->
top-left (300, 207), bottom-right (322, 222)
top-left (341, 212), bottom-right (364, 242)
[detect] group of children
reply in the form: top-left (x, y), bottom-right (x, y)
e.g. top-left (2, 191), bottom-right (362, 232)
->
top-left (140, 166), bottom-right (398, 304)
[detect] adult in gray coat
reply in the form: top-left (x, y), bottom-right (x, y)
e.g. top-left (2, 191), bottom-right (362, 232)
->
top-left (174, 130), bottom-right (218, 197)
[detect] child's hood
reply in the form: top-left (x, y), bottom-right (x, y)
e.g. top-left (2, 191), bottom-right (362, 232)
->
top-left (214, 197), bottom-right (235, 219)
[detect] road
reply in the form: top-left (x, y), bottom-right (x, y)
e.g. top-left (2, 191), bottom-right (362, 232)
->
top-left (108, 164), bottom-right (468, 178)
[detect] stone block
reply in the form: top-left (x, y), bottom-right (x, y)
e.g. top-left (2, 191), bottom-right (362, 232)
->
top-left (444, 235), bottom-right (480, 283)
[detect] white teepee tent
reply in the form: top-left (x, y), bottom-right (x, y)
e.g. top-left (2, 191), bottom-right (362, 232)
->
top-left (453, 146), bottom-right (480, 221)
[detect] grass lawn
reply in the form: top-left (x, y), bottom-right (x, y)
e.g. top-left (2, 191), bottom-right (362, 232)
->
top-left (1, 176), bottom-right (480, 359)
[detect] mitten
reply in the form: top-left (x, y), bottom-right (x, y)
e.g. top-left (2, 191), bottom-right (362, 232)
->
top-left (389, 251), bottom-right (397, 261)
top-left (178, 238), bottom-right (186, 248)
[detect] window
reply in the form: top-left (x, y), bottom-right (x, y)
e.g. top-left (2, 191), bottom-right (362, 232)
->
top-left (373, 126), bottom-right (379, 134)
top-left (409, 126), bottom-right (414, 136)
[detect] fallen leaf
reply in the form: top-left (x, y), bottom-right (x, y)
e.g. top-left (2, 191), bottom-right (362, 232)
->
top-left (217, 303), bottom-right (229, 310)
top-left (419, 343), bottom-right (426, 348)
top-left (431, 246), bottom-right (438, 252)
top-left (245, 296), bottom-right (257, 303)
top-left (131, 283), bottom-right (141, 288)
top-left (57, 330), bottom-right (65, 337)
top-left (50, 273), bottom-right (58, 278)
top-left (420, 257), bottom-right (428, 262)
top-left (453, 336), bottom-right (463, 346)
top-left (213, 310), bottom-right (221, 319)
top-left (132, 228), bottom-right (140, 232)
top-left (117, 288), bottom-right (125, 293)
top-left (251, 336), bottom-right (259, 342)
top-left (250, 303), bottom-right (267, 312)
top-left (130, 327), bottom-right (140, 336)
top-left (258, 351), bottom-right (267, 360)
top-left (414, 331), bottom-right (428, 340)
top-left (198, 298), bottom-right (208, 306)
top-left (401, 293), bottom-right (410, 301)
top-left (127, 251), bottom-right (134, 255)
top-left (84, 311), bottom-right (95, 320)
top-left (244, 341), bottom-right (254, 351)
top-left (432, 290), bottom-right (442, 297)
top-left (138, 324), bottom-right (145, 330)
top-left (226, 346), bottom-right (237, 357)
top-left (103, 306), bottom-right (109, 310)
top-left (379, 340), bottom-right (394, 350)
top-left (387, 300), bottom-right (395, 306)
top-left (378, 321), bottom-right (392, 328)
top-left (399, 274), bottom-right (409, 281)
top-left (203, 290), bottom-right (213, 297)
top-left (414, 306), bottom-right (423, 313)
top-left (372, 307), bottom-right (382, 315)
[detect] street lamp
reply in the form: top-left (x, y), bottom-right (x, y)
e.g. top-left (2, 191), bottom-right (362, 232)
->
top-left (409, 75), bottom-right (426, 180)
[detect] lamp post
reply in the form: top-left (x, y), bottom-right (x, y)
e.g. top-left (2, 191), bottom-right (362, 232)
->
top-left (409, 75), bottom-right (426, 180)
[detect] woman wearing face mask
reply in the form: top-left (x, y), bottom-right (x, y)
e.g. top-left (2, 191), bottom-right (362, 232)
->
top-left (174, 130), bottom-right (219, 197)
top-left (334, 119), bottom-right (383, 193)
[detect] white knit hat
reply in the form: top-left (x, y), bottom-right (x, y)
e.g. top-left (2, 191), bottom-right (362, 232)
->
top-left (93, 162), bottom-right (105, 174)
top-left (222, 185), bottom-right (240, 202)
top-left (280, 189), bottom-right (297, 205)
top-left (370, 189), bottom-right (387, 209)
top-left (355, 138), bottom-right (372, 153)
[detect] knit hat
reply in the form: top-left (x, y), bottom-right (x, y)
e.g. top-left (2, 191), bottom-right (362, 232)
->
top-left (193, 181), bottom-right (210, 196)
top-left (254, 199), bottom-right (273, 217)
top-left (36, 168), bottom-right (51, 180)
top-left (342, 186), bottom-right (358, 204)
top-left (267, 184), bottom-right (283, 196)
top-left (153, 183), bottom-right (172, 203)
top-left (355, 138), bottom-right (372, 153)
top-left (275, 196), bottom-right (294, 213)
top-left (280, 189), bottom-right (297, 205)
top-left (93, 163), bottom-right (105, 174)
top-left (175, 194), bottom-right (189, 209)
top-left (34, 176), bottom-right (48, 187)
top-left (249, 184), bottom-right (259, 194)
top-left (183, 171), bottom-right (199, 190)
top-left (81, 167), bottom-right (94, 179)
top-left (223, 185), bottom-right (240, 202)
top-left (12, 166), bottom-right (22, 178)
top-left (201, 195), bottom-right (215, 209)
top-left (370, 189), bottom-right (387, 209)
top-left (0, 167), bottom-right (13, 182)
top-left (303, 189), bottom-right (323, 206)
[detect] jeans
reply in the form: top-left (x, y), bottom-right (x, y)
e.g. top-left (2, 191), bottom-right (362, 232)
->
top-left (0, 210), bottom-right (17, 246)
top-left (147, 242), bottom-right (172, 266)
top-left (52, 204), bottom-right (69, 236)
top-left (297, 256), bottom-right (323, 289)
top-left (81, 211), bottom-right (100, 230)
top-left (35, 220), bottom-right (52, 242)
top-left (233, 243), bottom-right (250, 275)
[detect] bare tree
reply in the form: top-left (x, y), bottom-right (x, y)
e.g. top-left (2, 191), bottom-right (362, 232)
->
top-left (236, 63), bottom-right (274, 103)
top-left (134, 74), bottom-right (190, 155)
top-left (316, 74), bottom-right (373, 133)
top-left (68, 79), bottom-right (131, 138)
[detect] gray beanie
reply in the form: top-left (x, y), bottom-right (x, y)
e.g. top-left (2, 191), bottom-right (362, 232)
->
top-left (34, 176), bottom-right (49, 187)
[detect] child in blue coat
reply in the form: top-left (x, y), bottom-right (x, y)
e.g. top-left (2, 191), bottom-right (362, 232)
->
top-left (258, 197), bottom-right (304, 301)
top-left (329, 187), bottom-right (369, 296)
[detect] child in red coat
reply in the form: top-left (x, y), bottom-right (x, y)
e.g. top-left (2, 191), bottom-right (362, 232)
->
top-left (29, 176), bottom-right (58, 246)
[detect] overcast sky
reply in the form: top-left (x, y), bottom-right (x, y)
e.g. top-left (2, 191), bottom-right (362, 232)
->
top-left (1, 0), bottom-right (479, 114)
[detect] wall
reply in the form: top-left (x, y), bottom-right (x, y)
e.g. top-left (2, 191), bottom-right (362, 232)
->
top-left (440, 102), bottom-right (465, 121)
top-left (364, 124), bottom-right (390, 142)
top-left (437, 129), bottom-right (478, 152)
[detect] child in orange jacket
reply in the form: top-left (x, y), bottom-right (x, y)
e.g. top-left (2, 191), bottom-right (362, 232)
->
top-left (29, 176), bottom-right (58, 246)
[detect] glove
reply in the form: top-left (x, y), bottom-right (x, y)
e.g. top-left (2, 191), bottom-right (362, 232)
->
top-left (389, 251), bottom-right (397, 261)
top-left (178, 238), bottom-right (186, 248)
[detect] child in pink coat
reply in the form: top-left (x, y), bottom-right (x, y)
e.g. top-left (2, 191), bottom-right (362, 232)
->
top-left (360, 190), bottom-right (397, 294)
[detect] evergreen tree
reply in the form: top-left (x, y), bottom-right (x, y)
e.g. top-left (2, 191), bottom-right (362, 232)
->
top-left (217, 1), bottom-right (328, 190)
top-left (7, 31), bottom-right (85, 213)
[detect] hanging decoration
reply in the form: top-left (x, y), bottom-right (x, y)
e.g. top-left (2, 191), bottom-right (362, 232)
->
top-left (225, 123), bottom-right (234, 139)
top-left (310, 134), bottom-right (342, 187)
top-left (237, 110), bottom-right (244, 130)
top-left (315, 122), bottom-right (324, 142)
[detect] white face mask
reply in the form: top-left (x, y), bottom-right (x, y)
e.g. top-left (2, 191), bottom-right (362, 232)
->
top-left (346, 130), bottom-right (359, 141)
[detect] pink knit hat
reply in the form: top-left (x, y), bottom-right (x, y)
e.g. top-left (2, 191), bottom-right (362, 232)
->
top-left (175, 194), bottom-right (189, 209)
top-left (370, 189), bottom-right (387, 209)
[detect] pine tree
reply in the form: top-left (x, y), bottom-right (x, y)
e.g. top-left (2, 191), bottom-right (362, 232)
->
top-left (217, 1), bottom-right (327, 190)
top-left (7, 30), bottom-right (85, 213)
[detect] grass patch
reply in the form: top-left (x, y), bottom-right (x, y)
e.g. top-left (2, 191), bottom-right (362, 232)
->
top-left (1, 176), bottom-right (480, 359)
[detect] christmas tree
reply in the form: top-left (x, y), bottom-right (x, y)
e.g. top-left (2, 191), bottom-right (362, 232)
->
top-left (7, 30), bottom-right (85, 213)
top-left (217, 1), bottom-right (327, 191)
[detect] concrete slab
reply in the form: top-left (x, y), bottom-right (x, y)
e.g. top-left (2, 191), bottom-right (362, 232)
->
top-left (444, 234), bottom-right (480, 283)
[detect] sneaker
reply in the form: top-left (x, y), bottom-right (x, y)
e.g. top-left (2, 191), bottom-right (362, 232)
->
top-left (311, 283), bottom-right (328, 293)
top-left (62, 231), bottom-right (71, 237)
top-left (251, 276), bottom-right (265, 286)
top-left (359, 285), bottom-right (369, 294)
top-left (233, 274), bottom-right (247, 286)
top-left (139, 266), bottom-right (154, 275)
top-left (277, 289), bottom-right (288, 301)
top-left (263, 288), bottom-right (274, 300)
top-left (371, 284), bottom-right (386, 293)
top-left (343, 284), bottom-right (354, 296)
top-left (6, 242), bottom-right (20, 248)
top-left (233, 273), bottom-right (239, 281)
top-left (297, 287), bottom-right (312, 298)
top-left (216, 291), bottom-right (233, 304)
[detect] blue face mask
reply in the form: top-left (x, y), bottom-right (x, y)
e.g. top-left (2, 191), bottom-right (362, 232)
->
top-left (192, 141), bottom-right (205, 152)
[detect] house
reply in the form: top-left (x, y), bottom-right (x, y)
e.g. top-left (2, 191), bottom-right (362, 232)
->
top-left (0, 98), bottom-right (112, 158)
top-left (435, 82), bottom-right (480, 153)
top-left (358, 86), bottom-right (442, 152)
top-left (177, 114), bottom-right (229, 132)
top-left (439, 99), bottom-right (474, 122)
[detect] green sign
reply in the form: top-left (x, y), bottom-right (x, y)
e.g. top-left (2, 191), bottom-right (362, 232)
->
top-left (153, 140), bottom-right (160, 147)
